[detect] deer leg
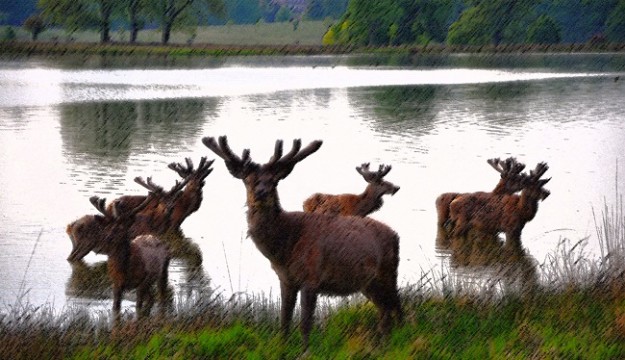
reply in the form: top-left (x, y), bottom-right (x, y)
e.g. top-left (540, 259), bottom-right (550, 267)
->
top-left (280, 281), bottom-right (298, 339)
top-left (363, 282), bottom-right (399, 335)
top-left (158, 264), bottom-right (171, 314)
top-left (112, 285), bottom-right (123, 320)
top-left (300, 287), bottom-right (318, 350)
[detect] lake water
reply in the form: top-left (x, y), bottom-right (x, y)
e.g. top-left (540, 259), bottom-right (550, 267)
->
top-left (0, 53), bottom-right (624, 313)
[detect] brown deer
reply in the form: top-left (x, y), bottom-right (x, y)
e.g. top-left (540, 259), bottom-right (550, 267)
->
top-left (90, 194), bottom-right (171, 319)
top-left (66, 176), bottom-right (188, 262)
top-left (302, 163), bottom-right (400, 216)
top-left (435, 157), bottom-right (527, 246)
top-left (448, 162), bottom-right (551, 250)
top-left (202, 135), bottom-right (403, 348)
top-left (167, 157), bottom-right (215, 229)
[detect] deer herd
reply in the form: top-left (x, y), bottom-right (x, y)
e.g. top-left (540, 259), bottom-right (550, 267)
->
top-left (65, 135), bottom-right (550, 348)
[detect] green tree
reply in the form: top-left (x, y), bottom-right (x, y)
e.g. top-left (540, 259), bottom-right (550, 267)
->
top-left (38, 0), bottom-right (98, 35)
top-left (1, 26), bottom-right (16, 41)
top-left (346, 0), bottom-right (402, 46)
top-left (148, 0), bottom-right (225, 44)
top-left (23, 14), bottom-right (46, 40)
top-left (526, 14), bottom-right (561, 44)
top-left (446, 6), bottom-right (490, 45)
top-left (605, 0), bottom-right (625, 42)
top-left (448, 0), bottom-right (540, 45)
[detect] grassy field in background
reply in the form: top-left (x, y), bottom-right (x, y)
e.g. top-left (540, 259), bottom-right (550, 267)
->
top-left (2, 20), bottom-right (331, 46)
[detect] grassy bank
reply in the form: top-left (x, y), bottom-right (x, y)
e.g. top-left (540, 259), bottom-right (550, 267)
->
top-left (1, 21), bottom-right (624, 58)
top-left (3, 282), bottom-right (625, 359)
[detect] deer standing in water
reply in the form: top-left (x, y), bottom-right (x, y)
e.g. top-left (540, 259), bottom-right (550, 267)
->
top-left (435, 157), bottom-right (527, 245)
top-left (449, 162), bottom-right (551, 249)
top-left (90, 193), bottom-right (171, 319)
top-left (167, 157), bottom-right (214, 229)
top-left (66, 175), bottom-right (189, 262)
top-left (303, 163), bottom-right (400, 216)
top-left (202, 136), bottom-right (403, 349)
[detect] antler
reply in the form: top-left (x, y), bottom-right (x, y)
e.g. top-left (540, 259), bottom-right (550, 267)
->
top-left (134, 176), bottom-right (165, 194)
top-left (356, 163), bottom-right (392, 183)
top-left (529, 162), bottom-right (549, 181)
top-left (488, 157), bottom-right (526, 178)
top-left (89, 196), bottom-right (109, 216)
top-left (202, 136), bottom-right (254, 179)
top-left (264, 138), bottom-right (323, 179)
top-left (135, 175), bottom-right (190, 197)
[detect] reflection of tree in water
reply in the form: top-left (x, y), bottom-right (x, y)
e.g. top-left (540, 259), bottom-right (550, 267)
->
top-left (59, 98), bottom-right (220, 194)
top-left (349, 86), bottom-right (443, 137)
top-left (66, 232), bottom-right (211, 305)
top-left (461, 81), bottom-right (537, 129)
top-left (437, 229), bottom-right (538, 296)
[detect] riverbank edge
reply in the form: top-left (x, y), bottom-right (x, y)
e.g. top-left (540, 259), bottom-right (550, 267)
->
top-left (2, 41), bottom-right (625, 58)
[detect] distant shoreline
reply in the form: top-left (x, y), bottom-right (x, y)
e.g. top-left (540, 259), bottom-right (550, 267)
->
top-left (2, 41), bottom-right (625, 58)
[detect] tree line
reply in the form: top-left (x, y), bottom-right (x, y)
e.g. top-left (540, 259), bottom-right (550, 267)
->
top-left (323, 0), bottom-right (625, 46)
top-left (2, 0), bottom-right (348, 44)
top-left (3, 0), bottom-right (625, 46)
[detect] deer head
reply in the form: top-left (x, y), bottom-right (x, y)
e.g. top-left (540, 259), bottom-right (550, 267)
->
top-left (356, 162), bottom-right (400, 196)
top-left (202, 136), bottom-right (322, 205)
top-left (524, 162), bottom-right (551, 201)
top-left (488, 157), bottom-right (528, 194)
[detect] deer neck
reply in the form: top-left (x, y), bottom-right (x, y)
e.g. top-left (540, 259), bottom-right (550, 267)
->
top-left (106, 238), bottom-right (132, 282)
top-left (355, 185), bottom-right (383, 216)
top-left (245, 186), bottom-right (291, 263)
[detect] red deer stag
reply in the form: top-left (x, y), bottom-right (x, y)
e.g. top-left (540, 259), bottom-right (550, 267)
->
top-left (449, 162), bottom-right (550, 250)
top-left (90, 192), bottom-right (171, 319)
top-left (435, 157), bottom-right (527, 245)
top-left (66, 176), bottom-right (188, 262)
top-left (302, 163), bottom-right (400, 216)
top-left (202, 135), bottom-right (403, 348)
top-left (167, 157), bottom-right (215, 229)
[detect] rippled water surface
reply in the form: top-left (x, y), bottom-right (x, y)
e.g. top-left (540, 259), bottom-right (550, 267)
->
top-left (1, 53), bottom-right (624, 312)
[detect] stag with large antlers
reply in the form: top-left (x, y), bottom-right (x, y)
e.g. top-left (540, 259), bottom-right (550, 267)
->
top-left (167, 157), bottom-right (214, 229)
top-left (449, 162), bottom-right (551, 249)
top-left (66, 175), bottom-right (189, 262)
top-left (89, 194), bottom-right (171, 319)
top-left (303, 163), bottom-right (400, 217)
top-left (202, 135), bottom-right (402, 349)
top-left (435, 157), bottom-right (527, 245)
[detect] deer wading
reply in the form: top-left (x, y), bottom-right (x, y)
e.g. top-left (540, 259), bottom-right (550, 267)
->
top-left (202, 135), bottom-right (403, 348)
top-left (303, 163), bottom-right (400, 216)
top-left (88, 193), bottom-right (171, 319)
top-left (449, 162), bottom-right (551, 249)
top-left (435, 157), bottom-right (527, 245)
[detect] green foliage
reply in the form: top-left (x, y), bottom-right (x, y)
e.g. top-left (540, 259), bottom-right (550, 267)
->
top-left (446, 6), bottom-right (491, 45)
top-left (448, 0), bottom-right (540, 45)
top-left (527, 14), bottom-right (561, 44)
top-left (0, 26), bottom-right (16, 41)
top-left (37, 0), bottom-right (99, 33)
top-left (605, 0), bottom-right (625, 42)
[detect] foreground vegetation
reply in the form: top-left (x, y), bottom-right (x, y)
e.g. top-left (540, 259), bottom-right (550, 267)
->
top-left (3, 268), bottom-right (625, 359)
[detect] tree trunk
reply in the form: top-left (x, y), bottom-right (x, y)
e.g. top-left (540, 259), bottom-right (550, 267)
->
top-left (100, 1), bottom-right (112, 44)
top-left (162, 21), bottom-right (173, 44)
top-left (129, 0), bottom-right (140, 43)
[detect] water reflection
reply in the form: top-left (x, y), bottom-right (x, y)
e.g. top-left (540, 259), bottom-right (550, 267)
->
top-left (59, 98), bottom-right (219, 195)
top-left (66, 233), bottom-right (210, 304)
top-left (437, 230), bottom-right (538, 295)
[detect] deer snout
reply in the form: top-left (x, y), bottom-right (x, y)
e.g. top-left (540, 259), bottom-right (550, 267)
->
top-left (391, 186), bottom-right (400, 195)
